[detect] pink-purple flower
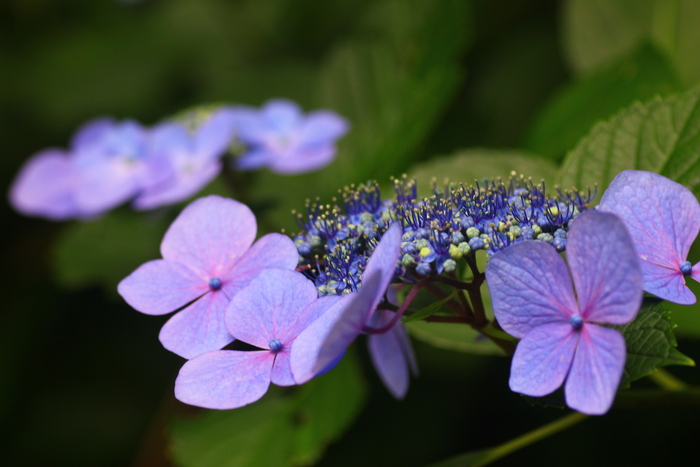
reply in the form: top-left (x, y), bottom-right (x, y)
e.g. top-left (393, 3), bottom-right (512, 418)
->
top-left (291, 223), bottom-right (418, 399)
top-left (598, 170), bottom-right (700, 305)
top-left (118, 195), bottom-right (298, 359)
top-left (233, 99), bottom-right (349, 174)
top-left (486, 210), bottom-right (643, 415)
top-left (175, 269), bottom-right (339, 409)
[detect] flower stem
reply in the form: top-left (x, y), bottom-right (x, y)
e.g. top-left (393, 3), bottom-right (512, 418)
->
top-left (472, 412), bottom-right (588, 467)
top-left (364, 284), bottom-right (423, 334)
top-left (648, 368), bottom-right (687, 391)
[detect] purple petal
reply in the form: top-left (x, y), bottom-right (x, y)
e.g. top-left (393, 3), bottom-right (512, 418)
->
top-left (290, 294), bottom-right (348, 384)
top-left (486, 241), bottom-right (577, 338)
top-left (195, 109), bottom-right (237, 159)
top-left (367, 310), bottom-right (415, 399)
top-left (159, 290), bottom-right (234, 359)
top-left (565, 324), bottom-right (626, 415)
top-left (599, 170), bottom-right (700, 303)
top-left (261, 99), bottom-right (303, 134)
top-left (222, 233), bottom-right (299, 295)
top-left (314, 223), bottom-right (402, 372)
top-left (224, 269), bottom-right (318, 349)
top-left (509, 322), bottom-right (579, 397)
top-left (117, 259), bottom-right (206, 315)
top-left (70, 117), bottom-right (116, 151)
top-left (9, 149), bottom-right (82, 220)
top-left (175, 350), bottom-right (273, 409)
top-left (149, 122), bottom-right (192, 157)
top-left (297, 111), bottom-right (350, 146)
top-left (566, 210), bottom-right (643, 324)
top-left (270, 351), bottom-right (295, 386)
top-left (160, 195), bottom-right (257, 278)
top-left (641, 262), bottom-right (695, 305)
top-left (73, 158), bottom-right (141, 213)
top-left (132, 160), bottom-right (221, 210)
top-left (235, 148), bottom-right (271, 171)
top-left (268, 146), bottom-right (337, 174)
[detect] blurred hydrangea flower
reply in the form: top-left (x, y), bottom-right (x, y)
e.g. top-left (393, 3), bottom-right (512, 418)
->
top-left (133, 109), bottom-right (237, 210)
top-left (175, 269), bottom-right (338, 409)
top-left (598, 170), bottom-right (700, 305)
top-left (118, 195), bottom-right (298, 358)
top-left (486, 211), bottom-right (643, 415)
top-left (292, 223), bottom-right (418, 399)
top-left (233, 99), bottom-right (350, 174)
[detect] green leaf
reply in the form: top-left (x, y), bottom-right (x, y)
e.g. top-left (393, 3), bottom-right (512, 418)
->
top-left (557, 83), bottom-right (700, 200)
top-left (525, 44), bottom-right (680, 162)
top-left (401, 291), bottom-right (458, 323)
top-left (169, 351), bottom-right (367, 467)
top-left (563, 0), bottom-right (700, 87)
top-left (249, 0), bottom-right (472, 231)
top-left (406, 149), bottom-right (558, 198)
top-left (53, 209), bottom-right (171, 293)
top-left (615, 298), bottom-right (695, 389)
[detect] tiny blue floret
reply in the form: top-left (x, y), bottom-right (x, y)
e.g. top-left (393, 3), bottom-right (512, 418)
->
top-left (569, 314), bottom-right (583, 330)
top-left (680, 261), bottom-right (693, 275)
top-left (269, 338), bottom-right (283, 352)
top-left (208, 277), bottom-right (222, 290)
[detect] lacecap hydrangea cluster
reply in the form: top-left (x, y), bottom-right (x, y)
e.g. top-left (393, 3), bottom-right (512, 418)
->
top-left (293, 173), bottom-right (595, 296)
top-left (10, 99), bottom-right (348, 220)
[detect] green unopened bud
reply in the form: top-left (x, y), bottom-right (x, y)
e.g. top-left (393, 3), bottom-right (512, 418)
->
top-left (466, 227), bottom-right (480, 239)
top-left (402, 254), bottom-right (417, 267)
top-left (442, 259), bottom-right (457, 273)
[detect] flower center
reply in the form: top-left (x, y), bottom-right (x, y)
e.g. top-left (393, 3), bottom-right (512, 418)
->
top-left (680, 261), bottom-right (693, 275)
top-left (269, 338), bottom-right (283, 352)
top-left (208, 277), bottom-right (222, 290)
top-left (569, 314), bottom-right (584, 330)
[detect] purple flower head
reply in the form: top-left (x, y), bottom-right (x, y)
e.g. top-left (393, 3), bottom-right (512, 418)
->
top-left (598, 170), bottom-right (700, 305)
top-left (486, 210), bottom-right (643, 415)
top-left (174, 269), bottom-right (339, 409)
top-left (118, 195), bottom-right (298, 359)
top-left (233, 99), bottom-right (349, 174)
top-left (291, 223), bottom-right (417, 398)
top-left (71, 118), bottom-right (168, 215)
top-left (133, 109), bottom-right (237, 210)
top-left (9, 149), bottom-right (84, 220)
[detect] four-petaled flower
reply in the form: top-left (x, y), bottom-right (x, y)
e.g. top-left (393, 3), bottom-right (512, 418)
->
top-left (599, 170), bottom-right (700, 304)
top-left (233, 99), bottom-right (349, 174)
top-left (175, 269), bottom-right (339, 409)
top-left (118, 195), bottom-right (298, 358)
top-left (486, 210), bottom-right (643, 415)
top-left (292, 223), bottom-right (418, 399)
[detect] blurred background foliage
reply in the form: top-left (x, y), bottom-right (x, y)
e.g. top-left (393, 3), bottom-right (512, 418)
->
top-left (2, 0), bottom-right (700, 466)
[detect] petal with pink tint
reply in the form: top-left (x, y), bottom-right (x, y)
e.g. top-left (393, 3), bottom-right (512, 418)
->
top-left (9, 149), bottom-right (81, 220)
top-left (222, 233), bottom-right (299, 296)
top-left (117, 259), bottom-right (206, 315)
top-left (175, 350), bottom-right (274, 410)
top-left (566, 211), bottom-right (643, 324)
top-left (225, 269), bottom-right (318, 350)
top-left (565, 324), bottom-right (626, 415)
top-left (159, 290), bottom-right (233, 359)
top-left (509, 322), bottom-right (579, 397)
top-left (270, 351), bottom-right (295, 387)
top-left (486, 241), bottom-right (577, 338)
top-left (160, 195), bottom-right (256, 278)
top-left (599, 170), bottom-right (700, 303)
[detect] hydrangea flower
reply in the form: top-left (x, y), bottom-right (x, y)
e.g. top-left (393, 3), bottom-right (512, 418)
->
top-left (233, 99), bottom-right (349, 174)
top-left (598, 170), bottom-right (700, 305)
top-left (71, 118), bottom-right (169, 215)
top-left (133, 109), bottom-right (237, 210)
top-left (292, 223), bottom-right (418, 399)
top-left (175, 269), bottom-right (339, 409)
top-left (485, 210), bottom-right (643, 415)
top-left (118, 195), bottom-right (298, 358)
top-left (9, 148), bottom-right (84, 220)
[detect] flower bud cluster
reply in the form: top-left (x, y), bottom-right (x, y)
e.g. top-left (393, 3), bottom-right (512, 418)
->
top-left (294, 173), bottom-right (594, 295)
